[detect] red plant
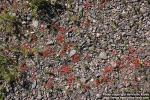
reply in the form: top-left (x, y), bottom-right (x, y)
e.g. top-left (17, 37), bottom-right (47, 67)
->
top-left (71, 53), bottom-right (80, 63)
top-left (111, 49), bottom-right (117, 55)
top-left (31, 73), bottom-right (37, 82)
top-left (116, 60), bottom-right (126, 70)
top-left (103, 66), bottom-right (113, 74)
top-left (59, 65), bottom-right (72, 74)
top-left (60, 43), bottom-right (73, 57)
top-left (23, 42), bottom-right (30, 50)
top-left (42, 49), bottom-right (50, 58)
top-left (143, 60), bottom-right (150, 67)
top-left (83, 1), bottom-right (91, 10)
top-left (101, 75), bottom-right (111, 83)
top-left (132, 58), bottom-right (141, 68)
top-left (18, 63), bottom-right (28, 72)
top-left (45, 79), bottom-right (54, 89)
top-left (95, 79), bottom-right (101, 86)
top-left (58, 27), bottom-right (66, 33)
top-left (56, 33), bottom-right (65, 45)
top-left (129, 46), bottom-right (136, 54)
top-left (40, 24), bottom-right (45, 33)
top-left (82, 84), bottom-right (90, 92)
top-left (67, 75), bottom-right (75, 86)
top-left (42, 47), bottom-right (55, 58)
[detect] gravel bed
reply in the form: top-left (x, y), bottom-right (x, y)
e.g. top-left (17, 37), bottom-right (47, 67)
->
top-left (0, 0), bottom-right (150, 100)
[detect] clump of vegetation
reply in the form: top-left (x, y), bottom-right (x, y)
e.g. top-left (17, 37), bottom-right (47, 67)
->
top-left (0, 55), bottom-right (19, 99)
top-left (29, 0), bottom-right (66, 22)
top-left (0, 12), bottom-right (16, 33)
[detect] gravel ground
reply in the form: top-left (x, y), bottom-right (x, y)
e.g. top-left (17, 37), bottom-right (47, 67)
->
top-left (0, 0), bottom-right (150, 100)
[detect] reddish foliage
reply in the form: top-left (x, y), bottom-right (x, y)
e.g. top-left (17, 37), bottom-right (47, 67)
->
top-left (71, 53), bottom-right (80, 63)
top-left (23, 42), bottom-right (30, 50)
top-left (82, 84), bottom-right (90, 92)
top-left (45, 79), bottom-right (54, 89)
top-left (83, 1), bottom-right (91, 10)
top-left (67, 75), bottom-right (75, 86)
top-left (68, 27), bottom-right (76, 32)
top-left (58, 27), bottom-right (66, 33)
top-left (31, 73), bottom-right (37, 81)
top-left (18, 63), bottom-right (28, 72)
top-left (42, 49), bottom-right (50, 58)
top-left (129, 47), bottom-right (136, 54)
top-left (111, 49), bottom-right (117, 55)
top-left (30, 34), bottom-right (38, 43)
top-left (40, 25), bottom-right (45, 33)
top-left (103, 66), bottom-right (113, 74)
top-left (100, 0), bottom-right (110, 4)
top-left (56, 33), bottom-right (65, 45)
top-left (95, 79), bottom-right (101, 86)
top-left (59, 65), bottom-right (72, 74)
top-left (132, 58), bottom-right (141, 68)
top-left (116, 60), bottom-right (126, 70)
top-left (101, 75), bottom-right (111, 83)
top-left (143, 60), bottom-right (150, 67)
top-left (42, 47), bottom-right (55, 58)
top-left (13, 0), bottom-right (18, 13)
top-left (60, 43), bottom-right (73, 57)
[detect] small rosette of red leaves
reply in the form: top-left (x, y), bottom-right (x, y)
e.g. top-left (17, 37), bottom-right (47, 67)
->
top-left (44, 78), bottom-right (54, 89)
top-left (41, 47), bottom-right (55, 58)
top-left (71, 53), bottom-right (80, 63)
top-left (56, 33), bottom-right (65, 45)
top-left (59, 65), bottom-right (72, 74)
top-left (67, 75), bottom-right (75, 86)
top-left (18, 63), bottom-right (29, 72)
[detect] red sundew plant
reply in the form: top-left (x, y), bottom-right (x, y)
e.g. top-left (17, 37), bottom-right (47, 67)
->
top-left (111, 49), bottom-right (118, 56)
top-left (23, 42), bottom-right (30, 50)
top-left (42, 47), bottom-right (55, 58)
top-left (101, 75), bottom-right (111, 84)
top-left (44, 79), bottom-right (54, 89)
top-left (31, 73), bottom-right (37, 82)
top-left (71, 53), bottom-right (80, 63)
top-left (40, 24), bottom-right (45, 33)
top-left (56, 33), bottom-right (65, 45)
top-left (84, 53), bottom-right (92, 61)
top-left (67, 75), bottom-right (75, 86)
top-left (82, 84), bottom-right (90, 92)
top-left (103, 66), bottom-right (113, 74)
top-left (18, 63), bottom-right (28, 72)
top-left (116, 56), bottom-right (130, 70)
top-left (30, 34), bottom-right (38, 43)
top-left (83, 1), bottom-right (91, 10)
top-left (131, 58), bottom-right (141, 68)
top-left (129, 46), bottom-right (136, 54)
top-left (94, 79), bottom-right (101, 86)
top-left (58, 27), bottom-right (66, 33)
top-left (42, 49), bottom-right (50, 58)
top-left (59, 43), bottom-right (73, 57)
top-left (59, 65), bottom-right (72, 74)
top-left (143, 60), bottom-right (150, 67)
top-left (68, 27), bottom-right (76, 33)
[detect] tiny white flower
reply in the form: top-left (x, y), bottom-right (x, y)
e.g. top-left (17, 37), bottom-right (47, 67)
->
top-left (22, 21), bottom-right (26, 24)
top-left (90, 78), bottom-right (94, 82)
top-left (96, 94), bottom-right (100, 97)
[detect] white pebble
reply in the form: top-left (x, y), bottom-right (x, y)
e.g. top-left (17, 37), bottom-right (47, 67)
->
top-left (99, 52), bottom-right (107, 59)
top-left (69, 49), bottom-right (76, 57)
top-left (32, 19), bottom-right (39, 28)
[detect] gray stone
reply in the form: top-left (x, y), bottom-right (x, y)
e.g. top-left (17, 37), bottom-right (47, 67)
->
top-left (99, 52), bottom-right (107, 59)
top-left (69, 49), bottom-right (76, 57)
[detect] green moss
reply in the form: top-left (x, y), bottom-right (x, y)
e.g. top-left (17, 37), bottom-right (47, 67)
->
top-left (0, 55), bottom-right (19, 99)
top-left (0, 12), bottom-right (16, 33)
